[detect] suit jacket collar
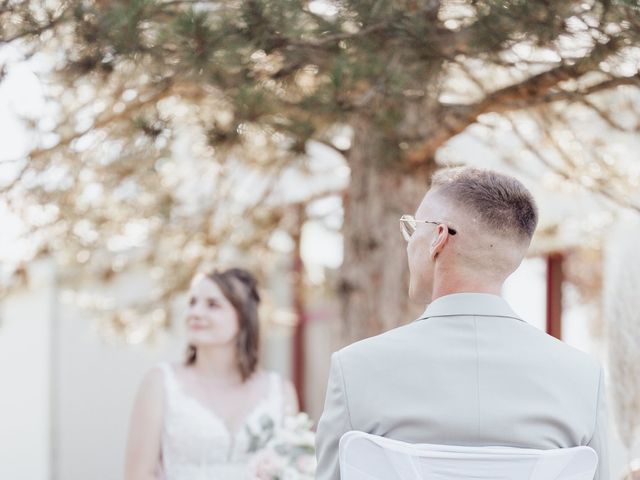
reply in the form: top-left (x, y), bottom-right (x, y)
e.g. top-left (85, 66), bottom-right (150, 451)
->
top-left (418, 293), bottom-right (523, 322)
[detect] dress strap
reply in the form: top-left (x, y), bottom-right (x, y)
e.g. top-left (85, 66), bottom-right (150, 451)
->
top-left (270, 371), bottom-right (282, 397)
top-left (156, 362), bottom-right (180, 405)
top-left (267, 371), bottom-right (287, 421)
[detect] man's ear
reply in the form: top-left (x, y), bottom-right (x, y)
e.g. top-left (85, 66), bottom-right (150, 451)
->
top-left (429, 224), bottom-right (449, 261)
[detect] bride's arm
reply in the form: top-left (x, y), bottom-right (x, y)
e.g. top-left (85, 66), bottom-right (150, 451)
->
top-left (124, 368), bottom-right (164, 480)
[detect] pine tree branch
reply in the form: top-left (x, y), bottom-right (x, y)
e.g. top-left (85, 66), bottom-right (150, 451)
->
top-left (580, 96), bottom-right (637, 132)
top-left (28, 80), bottom-right (174, 162)
top-left (1, 79), bottom-right (174, 196)
top-left (0, 163), bottom-right (29, 194)
top-left (160, 0), bottom-right (220, 5)
top-left (535, 75), bottom-right (640, 108)
top-left (0, 6), bottom-right (69, 46)
top-left (507, 112), bottom-right (640, 214)
top-left (406, 36), bottom-right (629, 163)
top-left (535, 107), bottom-right (640, 213)
top-left (290, 22), bottom-right (388, 48)
top-left (287, 185), bottom-right (346, 207)
top-left (473, 38), bottom-right (625, 113)
top-left (314, 139), bottom-right (349, 156)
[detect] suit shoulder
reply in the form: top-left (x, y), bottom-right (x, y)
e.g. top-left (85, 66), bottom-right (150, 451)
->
top-left (525, 324), bottom-right (602, 373)
top-left (337, 322), bottom-right (416, 360)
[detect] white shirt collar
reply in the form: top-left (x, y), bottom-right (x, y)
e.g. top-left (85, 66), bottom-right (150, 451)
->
top-left (417, 293), bottom-right (523, 322)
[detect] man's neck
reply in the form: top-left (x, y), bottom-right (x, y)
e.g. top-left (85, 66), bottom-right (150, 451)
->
top-left (431, 277), bottom-right (503, 302)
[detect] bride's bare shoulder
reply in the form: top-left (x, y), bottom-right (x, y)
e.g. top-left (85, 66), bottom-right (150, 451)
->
top-left (163, 362), bottom-right (195, 385)
top-left (133, 366), bottom-right (165, 401)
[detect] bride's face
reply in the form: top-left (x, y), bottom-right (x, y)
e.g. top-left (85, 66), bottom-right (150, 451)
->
top-left (185, 274), bottom-right (239, 347)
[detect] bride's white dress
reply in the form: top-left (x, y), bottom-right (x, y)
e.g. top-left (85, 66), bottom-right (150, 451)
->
top-left (158, 363), bottom-right (285, 480)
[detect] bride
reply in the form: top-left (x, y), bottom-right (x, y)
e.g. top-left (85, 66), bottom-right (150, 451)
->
top-left (125, 268), bottom-right (299, 479)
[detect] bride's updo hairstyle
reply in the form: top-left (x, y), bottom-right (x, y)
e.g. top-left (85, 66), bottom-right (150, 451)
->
top-left (186, 268), bottom-right (261, 381)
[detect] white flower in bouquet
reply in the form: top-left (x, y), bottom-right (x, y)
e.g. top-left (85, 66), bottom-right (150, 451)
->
top-left (248, 413), bottom-right (317, 480)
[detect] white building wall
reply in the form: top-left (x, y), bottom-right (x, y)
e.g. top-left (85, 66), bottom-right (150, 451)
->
top-left (53, 267), bottom-right (179, 480)
top-left (55, 311), bottom-right (180, 479)
top-left (0, 259), bottom-right (55, 480)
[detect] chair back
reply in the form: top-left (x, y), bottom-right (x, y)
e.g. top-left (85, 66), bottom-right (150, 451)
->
top-left (339, 431), bottom-right (598, 480)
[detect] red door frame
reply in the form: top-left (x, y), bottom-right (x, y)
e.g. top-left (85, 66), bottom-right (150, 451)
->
top-left (546, 253), bottom-right (564, 340)
top-left (291, 204), bottom-right (306, 411)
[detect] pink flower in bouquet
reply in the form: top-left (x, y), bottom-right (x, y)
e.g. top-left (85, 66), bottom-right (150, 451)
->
top-left (248, 447), bottom-right (287, 480)
top-left (295, 454), bottom-right (317, 475)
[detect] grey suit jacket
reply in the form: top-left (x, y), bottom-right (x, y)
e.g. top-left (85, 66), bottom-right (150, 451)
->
top-left (315, 293), bottom-right (609, 480)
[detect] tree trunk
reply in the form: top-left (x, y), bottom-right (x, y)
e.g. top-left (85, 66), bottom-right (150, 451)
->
top-left (338, 117), bottom-right (436, 346)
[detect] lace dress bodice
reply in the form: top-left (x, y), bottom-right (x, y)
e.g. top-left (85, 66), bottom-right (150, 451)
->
top-left (158, 363), bottom-right (284, 480)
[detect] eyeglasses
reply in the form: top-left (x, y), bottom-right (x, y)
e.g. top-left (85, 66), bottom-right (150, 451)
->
top-left (399, 214), bottom-right (458, 242)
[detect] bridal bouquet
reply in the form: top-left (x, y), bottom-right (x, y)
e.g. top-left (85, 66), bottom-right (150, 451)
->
top-left (247, 412), bottom-right (317, 480)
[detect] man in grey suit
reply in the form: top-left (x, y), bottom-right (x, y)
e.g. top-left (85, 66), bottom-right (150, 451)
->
top-left (315, 167), bottom-right (609, 479)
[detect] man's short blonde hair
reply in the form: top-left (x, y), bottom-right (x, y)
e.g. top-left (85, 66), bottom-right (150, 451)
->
top-left (431, 167), bottom-right (538, 240)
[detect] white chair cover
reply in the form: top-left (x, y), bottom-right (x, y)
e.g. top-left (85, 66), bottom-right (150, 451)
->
top-left (339, 431), bottom-right (598, 480)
